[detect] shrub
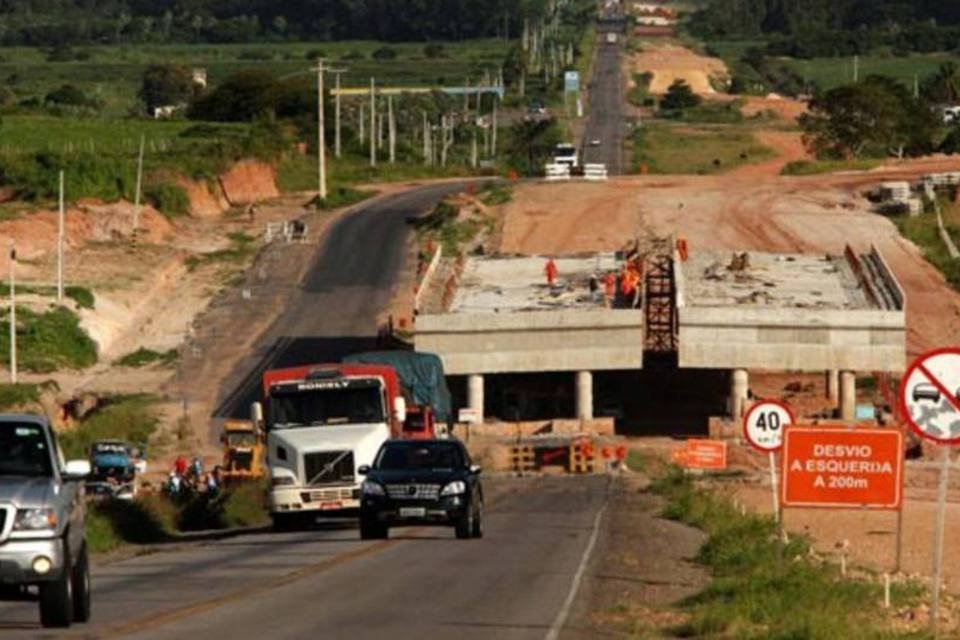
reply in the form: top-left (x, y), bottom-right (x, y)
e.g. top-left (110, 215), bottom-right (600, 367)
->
top-left (372, 46), bottom-right (398, 61)
top-left (145, 182), bottom-right (190, 218)
top-left (424, 43), bottom-right (446, 59)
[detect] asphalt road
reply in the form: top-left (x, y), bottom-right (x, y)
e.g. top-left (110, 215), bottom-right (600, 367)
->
top-left (0, 476), bottom-right (609, 639)
top-left (582, 28), bottom-right (624, 174)
top-left (213, 181), bottom-right (470, 420)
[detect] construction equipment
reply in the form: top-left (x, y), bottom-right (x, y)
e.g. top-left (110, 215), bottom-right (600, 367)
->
top-left (220, 419), bottom-right (265, 484)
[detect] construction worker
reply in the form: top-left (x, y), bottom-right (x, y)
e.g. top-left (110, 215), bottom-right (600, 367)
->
top-left (544, 258), bottom-right (558, 287)
top-left (603, 272), bottom-right (617, 308)
top-left (621, 266), bottom-right (641, 308)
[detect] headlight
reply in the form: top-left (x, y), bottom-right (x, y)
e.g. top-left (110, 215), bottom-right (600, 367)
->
top-left (440, 481), bottom-right (466, 497)
top-left (361, 480), bottom-right (385, 496)
top-left (14, 508), bottom-right (57, 531)
top-left (271, 476), bottom-right (295, 487)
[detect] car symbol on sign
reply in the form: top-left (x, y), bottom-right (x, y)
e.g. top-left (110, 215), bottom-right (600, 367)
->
top-left (913, 383), bottom-right (940, 403)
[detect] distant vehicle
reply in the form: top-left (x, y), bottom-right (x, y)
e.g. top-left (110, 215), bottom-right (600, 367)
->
top-left (943, 106), bottom-right (960, 125)
top-left (554, 143), bottom-right (579, 168)
top-left (0, 415), bottom-right (92, 628)
top-left (358, 439), bottom-right (483, 540)
top-left (220, 419), bottom-right (265, 485)
top-left (589, 138), bottom-right (602, 146)
top-left (89, 441), bottom-right (136, 483)
top-left (527, 101), bottom-right (547, 116)
top-left (606, 33), bottom-right (618, 44)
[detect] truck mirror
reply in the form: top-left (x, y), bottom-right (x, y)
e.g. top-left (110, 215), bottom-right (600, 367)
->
top-left (358, 465), bottom-right (371, 476)
top-left (394, 397), bottom-right (407, 424)
top-left (250, 401), bottom-right (264, 428)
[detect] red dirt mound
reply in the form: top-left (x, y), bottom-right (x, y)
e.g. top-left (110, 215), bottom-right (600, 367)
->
top-left (218, 160), bottom-right (280, 206)
top-left (175, 176), bottom-right (230, 218)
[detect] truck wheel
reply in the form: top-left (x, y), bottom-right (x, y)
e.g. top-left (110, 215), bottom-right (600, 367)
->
top-left (72, 543), bottom-right (91, 623)
top-left (455, 508), bottom-right (474, 540)
top-left (359, 517), bottom-right (387, 540)
top-left (471, 506), bottom-right (483, 539)
top-left (39, 542), bottom-right (74, 628)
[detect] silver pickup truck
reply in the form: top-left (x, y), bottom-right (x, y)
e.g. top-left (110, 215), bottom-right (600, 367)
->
top-left (0, 414), bottom-right (92, 628)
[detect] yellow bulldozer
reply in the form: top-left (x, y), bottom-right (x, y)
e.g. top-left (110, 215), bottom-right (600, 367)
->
top-left (220, 419), bottom-right (265, 485)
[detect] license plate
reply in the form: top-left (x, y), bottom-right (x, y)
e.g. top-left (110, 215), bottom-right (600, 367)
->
top-left (319, 501), bottom-right (342, 510)
top-left (399, 507), bottom-right (426, 518)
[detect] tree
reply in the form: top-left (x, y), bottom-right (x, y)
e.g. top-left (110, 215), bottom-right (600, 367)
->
top-left (372, 46), bottom-right (398, 61)
top-left (505, 118), bottom-right (562, 176)
top-left (660, 80), bottom-right (701, 110)
top-left (800, 76), bottom-right (936, 159)
top-left (922, 62), bottom-right (960, 105)
top-left (138, 65), bottom-right (193, 114)
top-left (188, 70), bottom-right (279, 122)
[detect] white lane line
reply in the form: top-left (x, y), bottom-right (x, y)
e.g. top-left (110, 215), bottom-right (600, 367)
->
top-left (544, 479), bottom-right (610, 640)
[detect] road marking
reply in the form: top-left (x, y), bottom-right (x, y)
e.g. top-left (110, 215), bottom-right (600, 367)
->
top-left (543, 479), bottom-right (610, 640)
top-left (99, 536), bottom-right (398, 638)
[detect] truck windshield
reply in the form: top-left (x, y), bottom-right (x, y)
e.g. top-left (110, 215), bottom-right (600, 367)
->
top-left (0, 423), bottom-right (53, 477)
top-left (375, 442), bottom-right (464, 471)
top-left (226, 432), bottom-right (258, 447)
top-left (270, 386), bottom-right (385, 428)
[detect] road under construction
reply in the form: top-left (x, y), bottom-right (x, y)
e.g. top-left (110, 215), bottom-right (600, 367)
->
top-left (415, 241), bottom-right (906, 433)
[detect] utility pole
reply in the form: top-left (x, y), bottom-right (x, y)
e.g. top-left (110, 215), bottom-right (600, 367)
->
top-left (133, 134), bottom-right (144, 231)
top-left (8, 242), bottom-right (16, 385)
top-left (315, 59), bottom-right (328, 201)
top-left (370, 78), bottom-right (377, 168)
top-left (388, 95), bottom-right (396, 164)
top-left (422, 111), bottom-right (429, 165)
top-left (57, 170), bottom-right (64, 302)
top-left (359, 103), bottom-right (365, 144)
top-left (492, 97), bottom-right (499, 158)
top-left (333, 68), bottom-right (345, 158)
top-left (853, 55), bottom-right (859, 83)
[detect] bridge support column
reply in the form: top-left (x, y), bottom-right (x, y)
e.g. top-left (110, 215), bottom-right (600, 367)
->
top-left (826, 369), bottom-right (839, 403)
top-left (840, 371), bottom-right (856, 421)
top-left (576, 371), bottom-right (594, 421)
top-left (730, 369), bottom-right (749, 420)
top-left (468, 374), bottom-right (484, 424)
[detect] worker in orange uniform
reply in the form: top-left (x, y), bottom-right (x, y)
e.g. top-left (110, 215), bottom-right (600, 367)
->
top-left (544, 258), bottom-right (558, 287)
top-left (603, 272), bottom-right (617, 307)
top-left (621, 266), bottom-right (641, 308)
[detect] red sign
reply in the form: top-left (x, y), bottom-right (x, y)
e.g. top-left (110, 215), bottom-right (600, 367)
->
top-left (781, 427), bottom-right (903, 509)
top-left (673, 439), bottom-right (727, 470)
top-left (899, 347), bottom-right (960, 444)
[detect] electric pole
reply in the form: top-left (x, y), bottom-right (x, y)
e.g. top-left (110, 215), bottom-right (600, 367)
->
top-left (133, 134), bottom-right (144, 231)
top-left (57, 170), bottom-right (64, 302)
top-left (333, 68), bottom-right (344, 159)
top-left (388, 95), bottom-right (396, 164)
top-left (8, 242), bottom-right (16, 384)
top-left (315, 59), bottom-right (328, 201)
top-left (370, 78), bottom-right (377, 168)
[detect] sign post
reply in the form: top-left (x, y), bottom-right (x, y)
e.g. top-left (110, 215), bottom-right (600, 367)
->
top-left (899, 347), bottom-right (960, 635)
top-left (743, 400), bottom-right (794, 522)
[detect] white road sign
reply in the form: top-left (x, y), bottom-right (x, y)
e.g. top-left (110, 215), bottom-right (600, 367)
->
top-left (900, 347), bottom-right (960, 444)
top-left (743, 400), bottom-right (795, 453)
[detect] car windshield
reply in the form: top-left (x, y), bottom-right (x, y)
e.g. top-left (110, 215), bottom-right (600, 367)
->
top-left (0, 423), bottom-right (53, 477)
top-left (270, 386), bottom-right (385, 428)
top-left (375, 442), bottom-right (464, 471)
top-left (93, 443), bottom-right (128, 456)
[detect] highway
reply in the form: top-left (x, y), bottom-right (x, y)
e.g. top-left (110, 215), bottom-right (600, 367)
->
top-left (582, 22), bottom-right (625, 174)
top-left (0, 476), bottom-right (609, 638)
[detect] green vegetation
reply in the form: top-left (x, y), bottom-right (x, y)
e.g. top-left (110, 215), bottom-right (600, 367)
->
top-left (781, 159), bottom-right (883, 176)
top-left (0, 306), bottom-right (97, 373)
top-left (893, 204), bottom-right (960, 291)
top-left (145, 182), bottom-right (190, 218)
top-left (651, 467), bottom-right (927, 639)
top-left (632, 124), bottom-right (775, 175)
top-left (114, 347), bottom-right (178, 368)
top-left (0, 282), bottom-right (94, 309)
top-left (0, 380), bottom-right (57, 411)
top-left (477, 183), bottom-right (513, 206)
top-left (185, 231), bottom-right (258, 272)
top-left (413, 199), bottom-right (494, 256)
top-left (785, 54), bottom-right (960, 93)
top-left (86, 483), bottom-right (269, 554)
top-left (312, 187), bottom-right (377, 211)
top-left (627, 72), bottom-right (653, 108)
top-left (58, 395), bottom-right (158, 459)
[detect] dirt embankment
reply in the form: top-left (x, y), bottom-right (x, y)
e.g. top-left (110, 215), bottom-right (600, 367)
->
top-left (498, 171), bottom-right (960, 355)
top-left (627, 41), bottom-right (729, 95)
top-left (218, 160), bottom-right (281, 206)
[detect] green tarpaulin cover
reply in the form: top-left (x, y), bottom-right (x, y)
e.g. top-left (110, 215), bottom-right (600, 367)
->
top-left (342, 351), bottom-right (452, 423)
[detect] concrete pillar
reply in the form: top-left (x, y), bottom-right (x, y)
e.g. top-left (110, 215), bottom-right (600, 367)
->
top-left (826, 369), bottom-right (839, 402)
top-left (576, 371), bottom-right (593, 421)
top-left (839, 371), bottom-right (856, 421)
top-left (730, 369), bottom-right (749, 420)
top-left (467, 374), bottom-right (484, 424)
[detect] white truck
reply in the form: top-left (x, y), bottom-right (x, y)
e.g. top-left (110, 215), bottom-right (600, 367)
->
top-left (554, 143), bottom-right (579, 169)
top-left (606, 33), bottom-right (618, 44)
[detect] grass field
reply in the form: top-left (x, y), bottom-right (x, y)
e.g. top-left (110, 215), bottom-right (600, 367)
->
top-left (631, 123), bottom-right (775, 174)
top-left (0, 39), bottom-right (510, 117)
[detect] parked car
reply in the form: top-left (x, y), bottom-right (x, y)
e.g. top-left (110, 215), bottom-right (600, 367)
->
top-left (358, 439), bottom-right (483, 540)
top-left (0, 414), bottom-right (92, 628)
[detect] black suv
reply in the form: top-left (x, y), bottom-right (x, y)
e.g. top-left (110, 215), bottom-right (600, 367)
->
top-left (358, 439), bottom-right (483, 540)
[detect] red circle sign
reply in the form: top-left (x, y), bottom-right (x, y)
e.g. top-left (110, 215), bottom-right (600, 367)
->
top-left (899, 347), bottom-right (960, 444)
top-left (743, 400), bottom-right (795, 453)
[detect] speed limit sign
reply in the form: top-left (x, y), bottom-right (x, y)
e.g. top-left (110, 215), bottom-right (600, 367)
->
top-left (743, 400), bottom-right (795, 453)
